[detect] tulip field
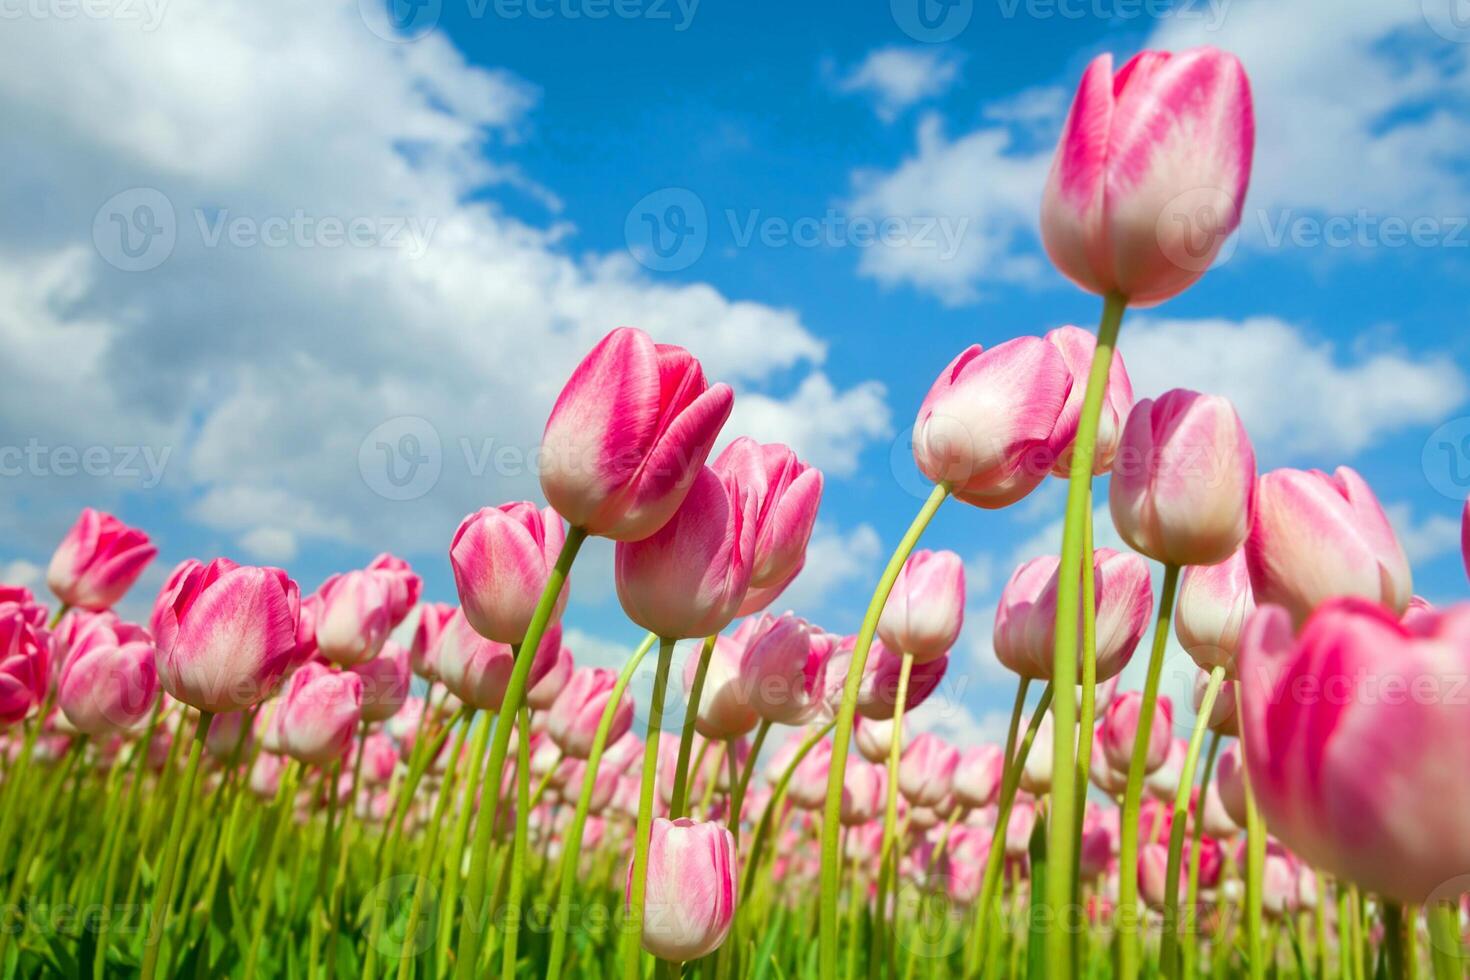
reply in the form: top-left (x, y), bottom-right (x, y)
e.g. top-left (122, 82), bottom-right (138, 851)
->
top-left (3, 39), bottom-right (1469, 980)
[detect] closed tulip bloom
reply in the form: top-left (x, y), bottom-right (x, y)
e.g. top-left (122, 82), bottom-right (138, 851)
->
top-left (1079, 803), bottom-right (1117, 879)
top-left (1040, 47), bottom-right (1254, 306)
top-left (853, 716), bottom-right (898, 765)
top-left (1194, 667), bottom-right (1238, 737)
top-left (541, 327), bottom-right (734, 542)
top-left (952, 744), bottom-right (1004, 809)
top-left (878, 550), bottom-right (964, 662)
top-left (204, 710), bottom-right (253, 760)
top-left (712, 438), bottom-right (823, 615)
top-left (1214, 743), bottom-right (1248, 829)
top-left (356, 732), bottom-right (399, 785)
top-left (1019, 713), bottom-right (1054, 795)
top-left (786, 737), bottom-right (834, 810)
top-left (348, 641), bottom-right (411, 723)
top-left (549, 666), bottom-right (634, 759)
top-left (1175, 548), bottom-right (1255, 674)
top-left (1006, 799), bottom-right (1037, 858)
top-left (0, 613), bottom-right (51, 727)
top-left (365, 553), bottom-right (422, 628)
top-left (616, 466), bottom-right (754, 639)
top-left (1144, 737), bottom-right (1187, 801)
top-left (631, 817), bottom-right (736, 961)
top-left (739, 613), bottom-right (831, 726)
top-left (839, 757), bottom-right (886, 826)
top-left (1246, 466), bottom-right (1411, 624)
top-left (313, 570), bottom-right (394, 666)
top-left (855, 640), bottom-right (948, 721)
top-left (1110, 390), bottom-right (1256, 567)
top-left (1046, 325), bottom-right (1135, 476)
top-left (409, 602), bottom-right (456, 681)
top-left (278, 662), bottom-right (363, 765)
top-left (451, 502), bottom-right (569, 645)
top-left (899, 733), bottom-right (959, 808)
top-left (0, 586), bottom-right (47, 629)
top-left (1200, 777), bottom-right (1239, 839)
top-left (526, 638), bottom-right (573, 712)
top-left (46, 508), bottom-right (157, 611)
top-left (1100, 691), bottom-right (1172, 775)
top-left (563, 758), bottom-right (620, 813)
top-left (685, 635), bottom-right (757, 739)
top-left (154, 559), bottom-right (301, 714)
top-left (602, 730), bottom-right (644, 776)
top-left (249, 751), bottom-right (287, 798)
top-left (435, 610), bottom-right (562, 714)
top-left (1239, 598), bottom-right (1470, 903)
top-left (994, 548), bottom-right (1152, 682)
top-left (57, 614), bottom-right (155, 736)
top-left (913, 337), bottom-right (1076, 508)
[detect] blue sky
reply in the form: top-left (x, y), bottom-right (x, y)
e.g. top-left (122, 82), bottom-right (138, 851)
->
top-left (2, 0), bottom-right (1469, 743)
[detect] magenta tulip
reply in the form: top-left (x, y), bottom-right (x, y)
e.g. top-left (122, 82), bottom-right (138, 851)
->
top-left (527, 639), bottom-right (574, 712)
top-left (629, 816), bottom-right (736, 961)
top-left (1175, 547), bottom-right (1255, 673)
top-left (46, 508), bottom-right (157, 611)
top-left (541, 327), bottom-right (734, 542)
top-left (0, 612), bottom-right (50, 727)
top-left (548, 666), bottom-right (634, 759)
top-left (712, 437), bottom-right (823, 615)
top-left (348, 641), bottom-right (411, 723)
top-left (450, 502), bottom-right (568, 645)
top-left (277, 662), bottom-right (362, 765)
top-left (855, 640), bottom-right (948, 721)
top-left (56, 615), bottom-right (156, 736)
top-left (1079, 803), bottom-right (1117, 879)
top-left (0, 586), bottom-right (47, 629)
top-left (877, 549), bottom-right (964, 662)
top-left (1100, 691), bottom-right (1172, 775)
top-left (738, 613), bottom-right (832, 727)
top-left (365, 552), bottom-right (422, 628)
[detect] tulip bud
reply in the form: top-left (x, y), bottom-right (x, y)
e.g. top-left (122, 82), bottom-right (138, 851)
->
top-left (1040, 47), bottom-right (1254, 306)
top-left (1144, 737), bottom-right (1187, 801)
top-left (899, 733), bottom-right (959, 808)
top-left (1110, 389), bottom-right (1256, 567)
top-left (46, 508), bottom-right (157, 611)
top-left (877, 550), bottom-right (964, 662)
top-left (541, 327), bottom-right (734, 542)
top-left (615, 466), bottom-right (755, 639)
top-left (854, 640), bottom-right (948, 721)
top-left (912, 338), bottom-right (1075, 508)
top-left (738, 614), bottom-right (831, 727)
top-left (434, 610), bottom-right (562, 714)
top-left (278, 662), bottom-right (363, 765)
top-left (450, 503), bottom-right (569, 645)
top-left (952, 744), bottom-right (1003, 809)
top-left (1100, 691), bottom-right (1172, 775)
top-left (1214, 743), bottom-right (1248, 830)
top-left (1, 615), bottom-right (51, 728)
top-left (1046, 325), bottom-right (1135, 476)
top-left (348, 641), bottom-right (411, 723)
top-left (839, 757), bottom-right (886, 826)
top-left (786, 738), bottom-right (834, 810)
top-left (205, 710), bottom-right (253, 761)
top-left (1200, 777), bottom-right (1239, 839)
top-left (1175, 548), bottom-right (1255, 675)
top-left (409, 602), bottom-right (456, 681)
top-left (527, 639), bottom-right (574, 712)
top-left (1079, 803), bottom-right (1117, 880)
top-left (314, 569), bottom-right (398, 667)
top-left (677, 635), bottom-right (753, 739)
top-left (712, 437), bottom-right (823, 615)
top-left (549, 667), bottom-right (634, 759)
top-left (1246, 466), bottom-right (1411, 624)
top-left (1018, 713), bottom-right (1054, 796)
top-left (1193, 668), bottom-right (1238, 737)
top-left (154, 559), bottom-right (300, 714)
top-left (630, 817), bottom-right (737, 961)
top-left (853, 716), bottom-right (897, 765)
top-left (365, 553), bottom-right (422, 629)
top-left (356, 732), bottom-right (399, 785)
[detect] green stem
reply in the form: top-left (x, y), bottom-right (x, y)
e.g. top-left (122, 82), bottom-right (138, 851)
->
top-left (1428, 901), bottom-right (1462, 980)
top-left (1117, 561), bottom-right (1181, 980)
top-left (871, 650), bottom-right (916, 979)
top-left (817, 482), bottom-right (949, 980)
top-left (671, 634), bottom-right (716, 819)
top-left (545, 632), bottom-right (655, 978)
top-left (437, 711), bottom-right (495, 963)
top-left (0, 738), bottom-right (80, 960)
top-left (1384, 902), bottom-right (1409, 980)
top-left (140, 710), bottom-right (212, 980)
top-left (625, 636), bottom-right (677, 979)
top-left (1183, 730), bottom-right (1223, 980)
top-left (456, 525), bottom-right (587, 980)
top-left (741, 720), bottom-right (836, 898)
top-left (243, 761), bottom-right (302, 980)
top-left (501, 706), bottom-right (532, 980)
top-left (1160, 665), bottom-right (1225, 977)
top-left (324, 719), bottom-right (371, 980)
top-left (726, 719), bottom-right (770, 849)
top-left (1047, 290), bottom-right (1126, 980)
top-left (1245, 761), bottom-right (1268, 980)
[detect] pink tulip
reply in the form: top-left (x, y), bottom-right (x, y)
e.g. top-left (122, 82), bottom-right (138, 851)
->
top-left (877, 550), bottom-right (964, 662)
top-left (1100, 691), bottom-right (1172, 775)
top-left (952, 744), bottom-right (1004, 809)
top-left (46, 508), bottom-right (157, 611)
top-left (853, 639), bottom-right (948, 721)
top-left (679, 634), bottom-right (755, 739)
top-left (0, 586), bottom-right (47, 629)
top-left (154, 559), bottom-right (300, 714)
top-left (602, 730), bottom-right (643, 776)
top-left (277, 662), bottom-right (363, 765)
top-left (249, 751), bottom-right (286, 798)
top-left (1200, 777), bottom-right (1239, 839)
top-left (786, 737), bottom-right (834, 810)
top-left (738, 613), bottom-right (831, 727)
top-left (853, 716), bottom-right (897, 765)
top-left (527, 639), bottom-right (574, 712)
top-left (912, 338), bottom-right (1076, 508)
top-left (204, 710), bottom-right (254, 760)
top-left (1175, 547), bottom-right (1255, 674)
top-left (1214, 743), bottom-right (1248, 829)
top-left (1079, 803), bottom-right (1117, 879)
top-left (365, 553), bottom-right (422, 628)
top-left (1110, 389), bottom-right (1255, 567)
top-left (1006, 799), bottom-right (1037, 858)
top-left (450, 502), bottom-right (569, 645)
top-left (1144, 737), bottom-right (1187, 801)
top-left (434, 609), bottom-right (562, 714)
top-left (993, 547), bottom-right (1152, 682)
top-left (0, 612), bottom-right (50, 727)
top-left (615, 466), bottom-right (754, 639)
top-left (630, 817), bottom-right (736, 961)
top-left (409, 602), bottom-right (456, 681)
top-left (839, 757), bottom-right (886, 826)
top-left (541, 327), bottom-right (734, 542)
top-left (313, 570), bottom-right (396, 666)
top-left (355, 731), bottom-right (399, 785)
top-left (1089, 733), bottom-right (1128, 795)
top-left (56, 613), bottom-right (154, 736)
top-left (1040, 47), bottom-right (1254, 306)
top-left (898, 733), bottom-right (959, 808)
top-left (1246, 466), bottom-right (1411, 624)
top-left (548, 666), bottom-right (634, 759)
top-left (348, 641), bottom-right (411, 723)
top-left (1046, 325), bottom-right (1135, 476)
top-left (1238, 598), bottom-right (1470, 903)
top-left (712, 437), bottom-right (823, 615)
top-left (1193, 668), bottom-right (1238, 737)
top-left (1019, 713), bottom-right (1054, 795)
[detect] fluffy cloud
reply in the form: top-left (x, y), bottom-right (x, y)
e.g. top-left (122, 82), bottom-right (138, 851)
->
top-left (1386, 502), bottom-right (1463, 569)
top-left (829, 47), bottom-right (962, 122)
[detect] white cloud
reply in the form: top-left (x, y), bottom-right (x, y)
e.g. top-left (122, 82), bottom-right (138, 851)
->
top-left (830, 47), bottom-right (962, 123)
top-left (769, 522), bottom-right (884, 621)
top-left (237, 526), bottom-right (299, 564)
top-left (723, 373), bottom-right (892, 477)
top-left (0, 560), bottom-right (43, 591)
top-left (1386, 502), bottom-right (1462, 569)
top-left (1122, 316), bottom-right (1467, 460)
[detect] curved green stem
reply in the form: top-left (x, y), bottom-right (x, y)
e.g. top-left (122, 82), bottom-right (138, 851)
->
top-left (243, 760), bottom-right (302, 980)
top-left (457, 525), bottom-right (587, 980)
top-left (1428, 901), bottom-right (1462, 980)
top-left (502, 706), bottom-right (533, 980)
top-left (871, 650), bottom-right (915, 979)
top-left (140, 709), bottom-right (212, 980)
top-left (1385, 902), bottom-right (1409, 980)
top-left (1183, 730), bottom-right (1223, 980)
top-left (437, 711), bottom-right (495, 963)
top-left (726, 719), bottom-right (769, 848)
top-left (741, 719), bottom-right (836, 898)
top-left (1245, 755), bottom-right (1268, 980)
top-left (671, 634), bottom-right (716, 819)
top-left (625, 636), bottom-right (677, 979)
top-left (1117, 561), bottom-right (1180, 980)
top-left (817, 482), bottom-right (949, 980)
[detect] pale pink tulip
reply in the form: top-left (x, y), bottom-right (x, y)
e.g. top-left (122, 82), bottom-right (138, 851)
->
top-left (313, 570), bottom-right (394, 666)
top-left (1175, 547), bottom-right (1255, 673)
top-left (409, 602), bottom-right (456, 681)
top-left (899, 733), bottom-right (959, 808)
top-left (355, 731), bottom-right (399, 785)
top-left (839, 757), bottom-right (886, 826)
top-left (786, 737), bottom-right (834, 810)
top-left (249, 752), bottom-right (286, 798)
top-left (527, 639), bottom-right (574, 712)
top-left (631, 817), bottom-right (737, 961)
top-left (1100, 691), bottom-right (1172, 775)
top-left (450, 502), bottom-right (569, 644)
top-left (365, 553), bottom-right (422, 628)
top-left (277, 662), bottom-right (362, 765)
top-left (878, 549), bottom-right (964, 662)
top-left (1200, 777), bottom-right (1239, 839)
top-left (853, 716), bottom-right (898, 765)
top-left (1193, 668), bottom-right (1238, 737)
top-left (685, 634), bottom-right (757, 739)
top-left (1019, 713), bottom-right (1054, 795)
top-left (712, 437), bottom-right (823, 615)
top-left (204, 710), bottom-right (253, 760)
top-left (738, 613), bottom-right (831, 726)
top-left (952, 744), bottom-right (1004, 809)
top-left (348, 641), bottom-right (411, 723)
top-left (1046, 325), bottom-right (1134, 476)
top-left (549, 666), bottom-right (634, 759)
top-left (1144, 737), bottom-right (1187, 801)
top-left (1214, 743), bottom-right (1248, 829)
top-left (434, 610), bottom-right (562, 714)
top-left (46, 508), bottom-right (157, 611)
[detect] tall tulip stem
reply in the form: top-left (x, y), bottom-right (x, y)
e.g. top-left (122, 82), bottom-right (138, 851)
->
top-left (502, 706), bottom-right (533, 980)
top-left (817, 481), bottom-right (949, 980)
top-left (1428, 901), bottom-right (1462, 980)
top-left (1244, 767), bottom-right (1268, 980)
top-left (1047, 289), bottom-right (1126, 980)
top-left (139, 709), bottom-right (211, 980)
top-left (626, 635), bottom-right (677, 979)
top-left (1183, 730), bottom-right (1223, 979)
top-left (727, 718), bottom-right (770, 849)
top-left (872, 649), bottom-right (915, 977)
top-left (670, 634), bottom-right (717, 818)
top-left (742, 719), bottom-right (836, 897)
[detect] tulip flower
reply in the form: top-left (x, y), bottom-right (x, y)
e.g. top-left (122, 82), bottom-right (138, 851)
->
top-left (952, 743), bottom-right (1003, 809)
top-left (450, 502), bottom-right (569, 645)
top-left (853, 716), bottom-right (897, 765)
top-left (898, 733), bottom-right (959, 808)
top-left (630, 817), bottom-right (737, 961)
top-left (365, 552), bottom-right (422, 628)
top-left (1246, 466), bottom-right (1411, 624)
top-left (1238, 598), bottom-right (1470, 903)
top-left (615, 466), bottom-right (754, 639)
top-left (786, 737), bottom-right (834, 810)
top-left (739, 613), bottom-right (831, 726)
top-left (839, 757), bottom-right (885, 826)
top-left (0, 586), bottom-right (47, 629)
top-left (348, 641), bottom-right (411, 723)
top-left (1143, 737), bottom-right (1187, 801)
top-left (683, 633), bottom-right (757, 739)
top-left (548, 666), bottom-right (634, 759)
top-left (154, 559), bottom-right (301, 714)
top-left (1005, 799), bottom-right (1037, 859)
top-left (1200, 777), bottom-right (1239, 839)
top-left (1214, 743), bottom-right (1248, 829)
top-left (1110, 390), bottom-right (1255, 567)
top-left (1079, 803), bottom-right (1117, 879)
top-left (313, 569), bottom-right (397, 666)
top-left (409, 601), bottom-right (456, 681)
top-left (1193, 667), bottom-right (1238, 737)
top-left (1046, 325), bottom-right (1134, 476)
top-left (1040, 47), bottom-right (1254, 306)
top-left (204, 710), bottom-right (252, 760)
top-left (1019, 713), bottom-right (1054, 795)
top-left (277, 662), bottom-right (362, 765)
top-left (541, 327), bottom-right (734, 542)
top-left (1089, 731), bottom-right (1128, 795)
top-left (528, 639), bottom-right (573, 712)
top-left (46, 508), bottom-right (157, 611)
top-left (249, 751), bottom-right (287, 798)
top-left (1175, 547), bottom-right (1255, 674)
top-left (712, 437), bottom-right (823, 615)
top-left (854, 640), bottom-right (948, 721)
top-left (993, 548), bottom-right (1152, 682)
top-left (912, 337), bottom-right (1076, 508)
top-left (434, 610), bottom-right (562, 714)
top-left (1100, 691), bottom-right (1172, 775)
top-left (877, 549), bottom-right (964, 662)
top-left (355, 731), bottom-right (399, 785)
top-left (0, 612), bottom-right (50, 727)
